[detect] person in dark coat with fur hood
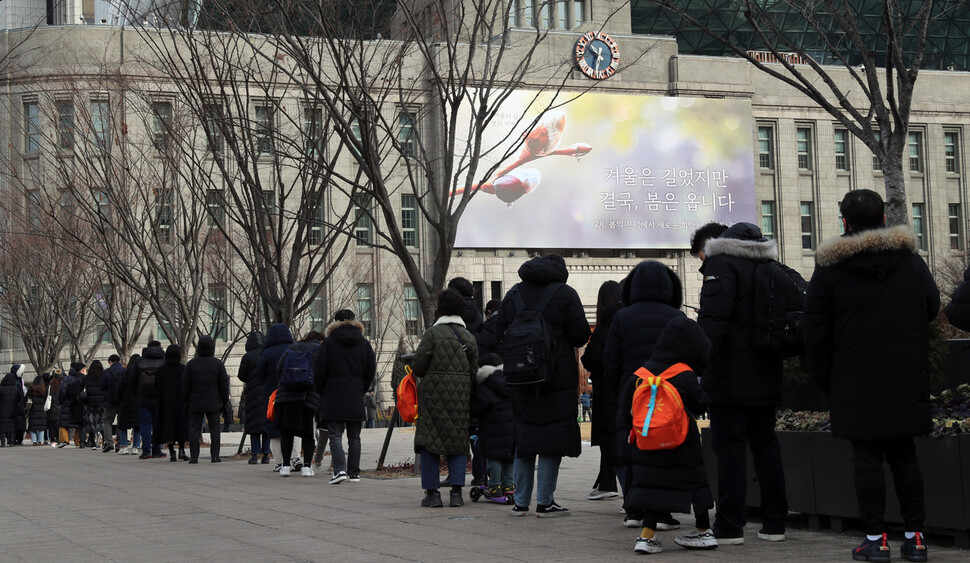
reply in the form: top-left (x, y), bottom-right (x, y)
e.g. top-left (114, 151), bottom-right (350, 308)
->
top-left (804, 189), bottom-right (939, 562)
top-left (493, 254), bottom-right (591, 516)
top-left (620, 317), bottom-right (717, 554)
top-left (256, 323), bottom-right (295, 471)
top-left (0, 368), bottom-right (25, 447)
top-left (697, 221), bottom-right (788, 543)
top-left (9, 365), bottom-right (26, 445)
top-left (315, 310), bottom-right (376, 483)
top-left (155, 344), bottom-right (189, 461)
top-left (182, 336), bottom-right (230, 463)
top-left (237, 331), bottom-right (268, 465)
top-left (470, 353), bottom-right (515, 499)
top-left (603, 260), bottom-right (686, 528)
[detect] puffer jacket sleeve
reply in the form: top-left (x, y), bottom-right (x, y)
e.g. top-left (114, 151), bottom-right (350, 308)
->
top-left (560, 285), bottom-right (592, 348)
top-left (697, 258), bottom-right (738, 353)
top-left (410, 331), bottom-right (436, 379)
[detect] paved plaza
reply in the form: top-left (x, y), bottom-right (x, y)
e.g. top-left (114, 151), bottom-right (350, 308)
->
top-left (0, 427), bottom-right (966, 562)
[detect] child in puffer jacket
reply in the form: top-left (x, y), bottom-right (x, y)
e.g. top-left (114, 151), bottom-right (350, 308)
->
top-left (470, 353), bottom-right (515, 501)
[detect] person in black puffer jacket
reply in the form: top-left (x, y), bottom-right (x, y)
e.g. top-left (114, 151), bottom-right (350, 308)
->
top-left (81, 360), bottom-right (107, 448)
top-left (0, 370), bottom-right (24, 447)
top-left (100, 355), bottom-right (125, 452)
top-left (603, 260), bottom-right (686, 528)
top-left (315, 311), bottom-right (376, 481)
top-left (697, 221), bottom-right (788, 542)
top-left (58, 363), bottom-right (85, 448)
top-left (113, 355), bottom-right (141, 454)
top-left (945, 265), bottom-right (970, 331)
top-left (493, 254), bottom-right (591, 516)
top-left (182, 335), bottom-right (229, 463)
top-left (471, 353), bottom-right (515, 499)
top-left (236, 331), bottom-right (268, 464)
top-left (47, 372), bottom-right (62, 445)
top-left (256, 323), bottom-right (295, 470)
top-left (155, 345), bottom-right (189, 461)
top-left (276, 332), bottom-right (326, 478)
top-left (26, 375), bottom-right (48, 445)
top-left (580, 280), bottom-right (623, 500)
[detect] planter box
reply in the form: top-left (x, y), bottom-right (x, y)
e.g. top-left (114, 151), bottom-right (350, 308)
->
top-left (701, 428), bottom-right (969, 547)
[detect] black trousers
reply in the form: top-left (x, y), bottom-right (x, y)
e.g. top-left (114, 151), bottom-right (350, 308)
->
top-left (189, 411), bottom-right (220, 461)
top-left (851, 437), bottom-right (925, 535)
top-left (709, 404), bottom-right (788, 537)
top-left (592, 432), bottom-right (619, 493)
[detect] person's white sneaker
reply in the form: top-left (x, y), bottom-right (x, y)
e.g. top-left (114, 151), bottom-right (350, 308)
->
top-left (301, 467), bottom-right (314, 477)
top-left (634, 536), bottom-right (663, 554)
top-left (280, 466), bottom-right (291, 477)
top-left (329, 471), bottom-right (349, 485)
top-left (291, 457), bottom-right (303, 471)
top-left (624, 517), bottom-right (643, 528)
top-left (587, 488), bottom-right (620, 500)
top-left (674, 530), bottom-right (719, 550)
top-left (757, 531), bottom-right (786, 542)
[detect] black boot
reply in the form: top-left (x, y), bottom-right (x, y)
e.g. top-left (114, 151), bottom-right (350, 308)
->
top-left (169, 444), bottom-right (177, 462)
top-left (178, 443), bottom-right (190, 461)
top-left (450, 486), bottom-right (464, 507)
top-left (261, 453), bottom-right (271, 464)
top-left (421, 489), bottom-right (443, 508)
top-left (248, 454), bottom-right (258, 465)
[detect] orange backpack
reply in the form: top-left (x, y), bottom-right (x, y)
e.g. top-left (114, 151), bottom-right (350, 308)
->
top-left (631, 363), bottom-right (691, 451)
top-left (396, 366), bottom-right (418, 423)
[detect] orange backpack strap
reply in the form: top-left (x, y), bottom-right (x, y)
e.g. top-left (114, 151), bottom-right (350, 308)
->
top-left (658, 362), bottom-right (692, 380)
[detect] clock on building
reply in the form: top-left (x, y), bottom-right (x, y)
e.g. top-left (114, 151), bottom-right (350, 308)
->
top-left (575, 31), bottom-right (620, 80)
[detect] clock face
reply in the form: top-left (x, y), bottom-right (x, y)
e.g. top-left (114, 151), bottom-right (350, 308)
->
top-left (575, 31), bottom-right (620, 80)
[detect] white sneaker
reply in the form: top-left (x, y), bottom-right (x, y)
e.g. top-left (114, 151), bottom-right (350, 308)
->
top-left (280, 466), bottom-right (291, 477)
top-left (587, 488), bottom-right (620, 500)
top-left (757, 531), bottom-right (786, 542)
top-left (291, 458), bottom-right (303, 471)
top-left (624, 517), bottom-right (643, 528)
top-left (634, 536), bottom-right (663, 554)
top-left (273, 464), bottom-right (283, 473)
top-left (329, 471), bottom-right (348, 485)
top-left (674, 530), bottom-right (719, 550)
top-left (301, 467), bottom-right (314, 477)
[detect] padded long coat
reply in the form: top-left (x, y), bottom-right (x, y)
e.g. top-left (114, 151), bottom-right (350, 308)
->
top-left (182, 336), bottom-right (230, 414)
top-left (804, 225), bottom-right (939, 440)
top-left (493, 257), bottom-right (591, 458)
top-left (411, 316), bottom-right (478, 456)
top-left (155, 348), bottom-right (189, 443)
top-left (236, 331), bottom-right (266, 434)
top-left (470, 364), bottom-right (515, 460)
top-left (256, 323), bottom-right (294, 439)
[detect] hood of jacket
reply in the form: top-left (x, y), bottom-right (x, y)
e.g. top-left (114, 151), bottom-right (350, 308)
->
top-left (164, 344), bottom-right (182, 364)
top-left (622, 260), bottom-right (683, 309)
top-left (517, 256), bottom-right (569, 285)
top-left (245, 331), bottom-right (265, 352)
top-left (648, 316), bottom-right (711, 373)
top-left (0, 372), bottom-right (15, 386)
top-left (9, 364), bottom-right (24, 380)
top-left (264, 323), bottom-right (294, 348)
top-left (704, 222), bottom-right (778, 262)
top-left (195, 335), bottom-right (216, 358)
top-left (814, 225), bottom-right (918, 276)
top-left (475, 364), bottom-right (503, 385)
top-left (141, 344), bottom-right (165, 360)
top-left (326, 320), bottom-right (367, 345)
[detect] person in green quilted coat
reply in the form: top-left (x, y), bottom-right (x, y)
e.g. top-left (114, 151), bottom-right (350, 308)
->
top-left (411, 288), bottom-right (479, 508)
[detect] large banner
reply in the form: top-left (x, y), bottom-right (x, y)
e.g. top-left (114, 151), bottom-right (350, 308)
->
top-left (453, 91), bottom-right (756, 249)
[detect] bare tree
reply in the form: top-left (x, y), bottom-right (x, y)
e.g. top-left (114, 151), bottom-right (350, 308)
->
top-left (635, 0), bottom-right (959, 226)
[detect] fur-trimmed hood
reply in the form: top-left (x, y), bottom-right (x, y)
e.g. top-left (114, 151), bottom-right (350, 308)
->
top-left (432, 315), bottom-right (465, 327)
top-left (325, 319), bottom-right (367, 346)
top-left (815, 225), bottom-right (918, 269)
top-left (704, 222), bottom-right (778, 262)
top-left (476, 364), bottom-right (503, 385)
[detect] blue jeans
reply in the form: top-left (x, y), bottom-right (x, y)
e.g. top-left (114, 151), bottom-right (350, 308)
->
top-left (486, 458), bottom-right (515, 489)
top-left (514, 453), bottom-right (562, 508)
top-left (30, 430), bottom-right (44, 444)
top-left (250, 433), bottom-right (271, 455)
top-left (139, 407), bottom-right (160, 455)
top-left (419, 447), bottom-right (466, 491)
top-left (327, 421), bottom-right (362, 476)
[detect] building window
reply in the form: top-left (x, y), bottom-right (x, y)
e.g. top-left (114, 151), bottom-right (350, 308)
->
top-left (357, 283), bottom-right (373, 338)
top-left (949, 203), bottom-right (962, 251)
top-left (538, 1), bottom-right (551, 28)
top-left (800, 201), bottom-right (815, 250)
top-left (309, 283), bottom-right (327, 332)
top-left (202, 103), bottom-right (223, 156)
top-left (57, 101), bottom-right (74, 151)
top-left (206, 190), bottom-right (225, 228)
top-left (94, 190), bottom-right (110, 221)
top-left (349, 119), bottom-right (363, 157)
top-left (834, 128), bottom-right (849, 171)
top-left (908, 131), bottom-right (923, 172)
top-left (24, 101), bottom-right (40, 153)
top-left (398, 110), bottom-right (416, 158)
top-left (572, 0), bottom-right (585, 26)
top-left (308, 201), bottom-right (326, 246)
top-left (796, 127), bottom-right (812, 170)
top-left (761, 201), bottom-right (775, 240)
top-left (255, 104), bottom-right (274, 155)
top-left (26, 189), bottom-right (41, 226)
top-left (91, 98), bottom-right (110, 152)
top-left (305, 106), bottom-right (324, 159)
top-left (208, 284), bottom-right (228, 341)
top-left (945, 131), bottom-right (959, 174)
top-left (152, 101), bottom-right (173, 151)
top-left (354, 194), bottom-right (373, 245)
top-left (872, 131), bottom-right (882, 171)
top-left (557, 1), bottom-right (567, 29)
top-left (757, 126), bottom-right (773, 170)
top-left (157, 192), bottom-right (174, 244)
top-left (404, 284), bottom-right (420, 336)
top-left (402, 194), bottom-right (418, 248)
top-left (912, 203), bottom-right (926, 251)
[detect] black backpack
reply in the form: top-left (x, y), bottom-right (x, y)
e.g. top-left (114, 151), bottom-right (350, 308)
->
top-left (501, 283), bottom-right (563, 386)
top-left (280, 346), bottom-right (315, 390)
top-left (138, 356), bottom-right (164, 396)
top-left (748, 260), bottom-right (808, 356)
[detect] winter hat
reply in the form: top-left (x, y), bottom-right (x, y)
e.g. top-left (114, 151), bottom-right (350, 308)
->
top-left (334, 309), bottom-right (355, 322)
